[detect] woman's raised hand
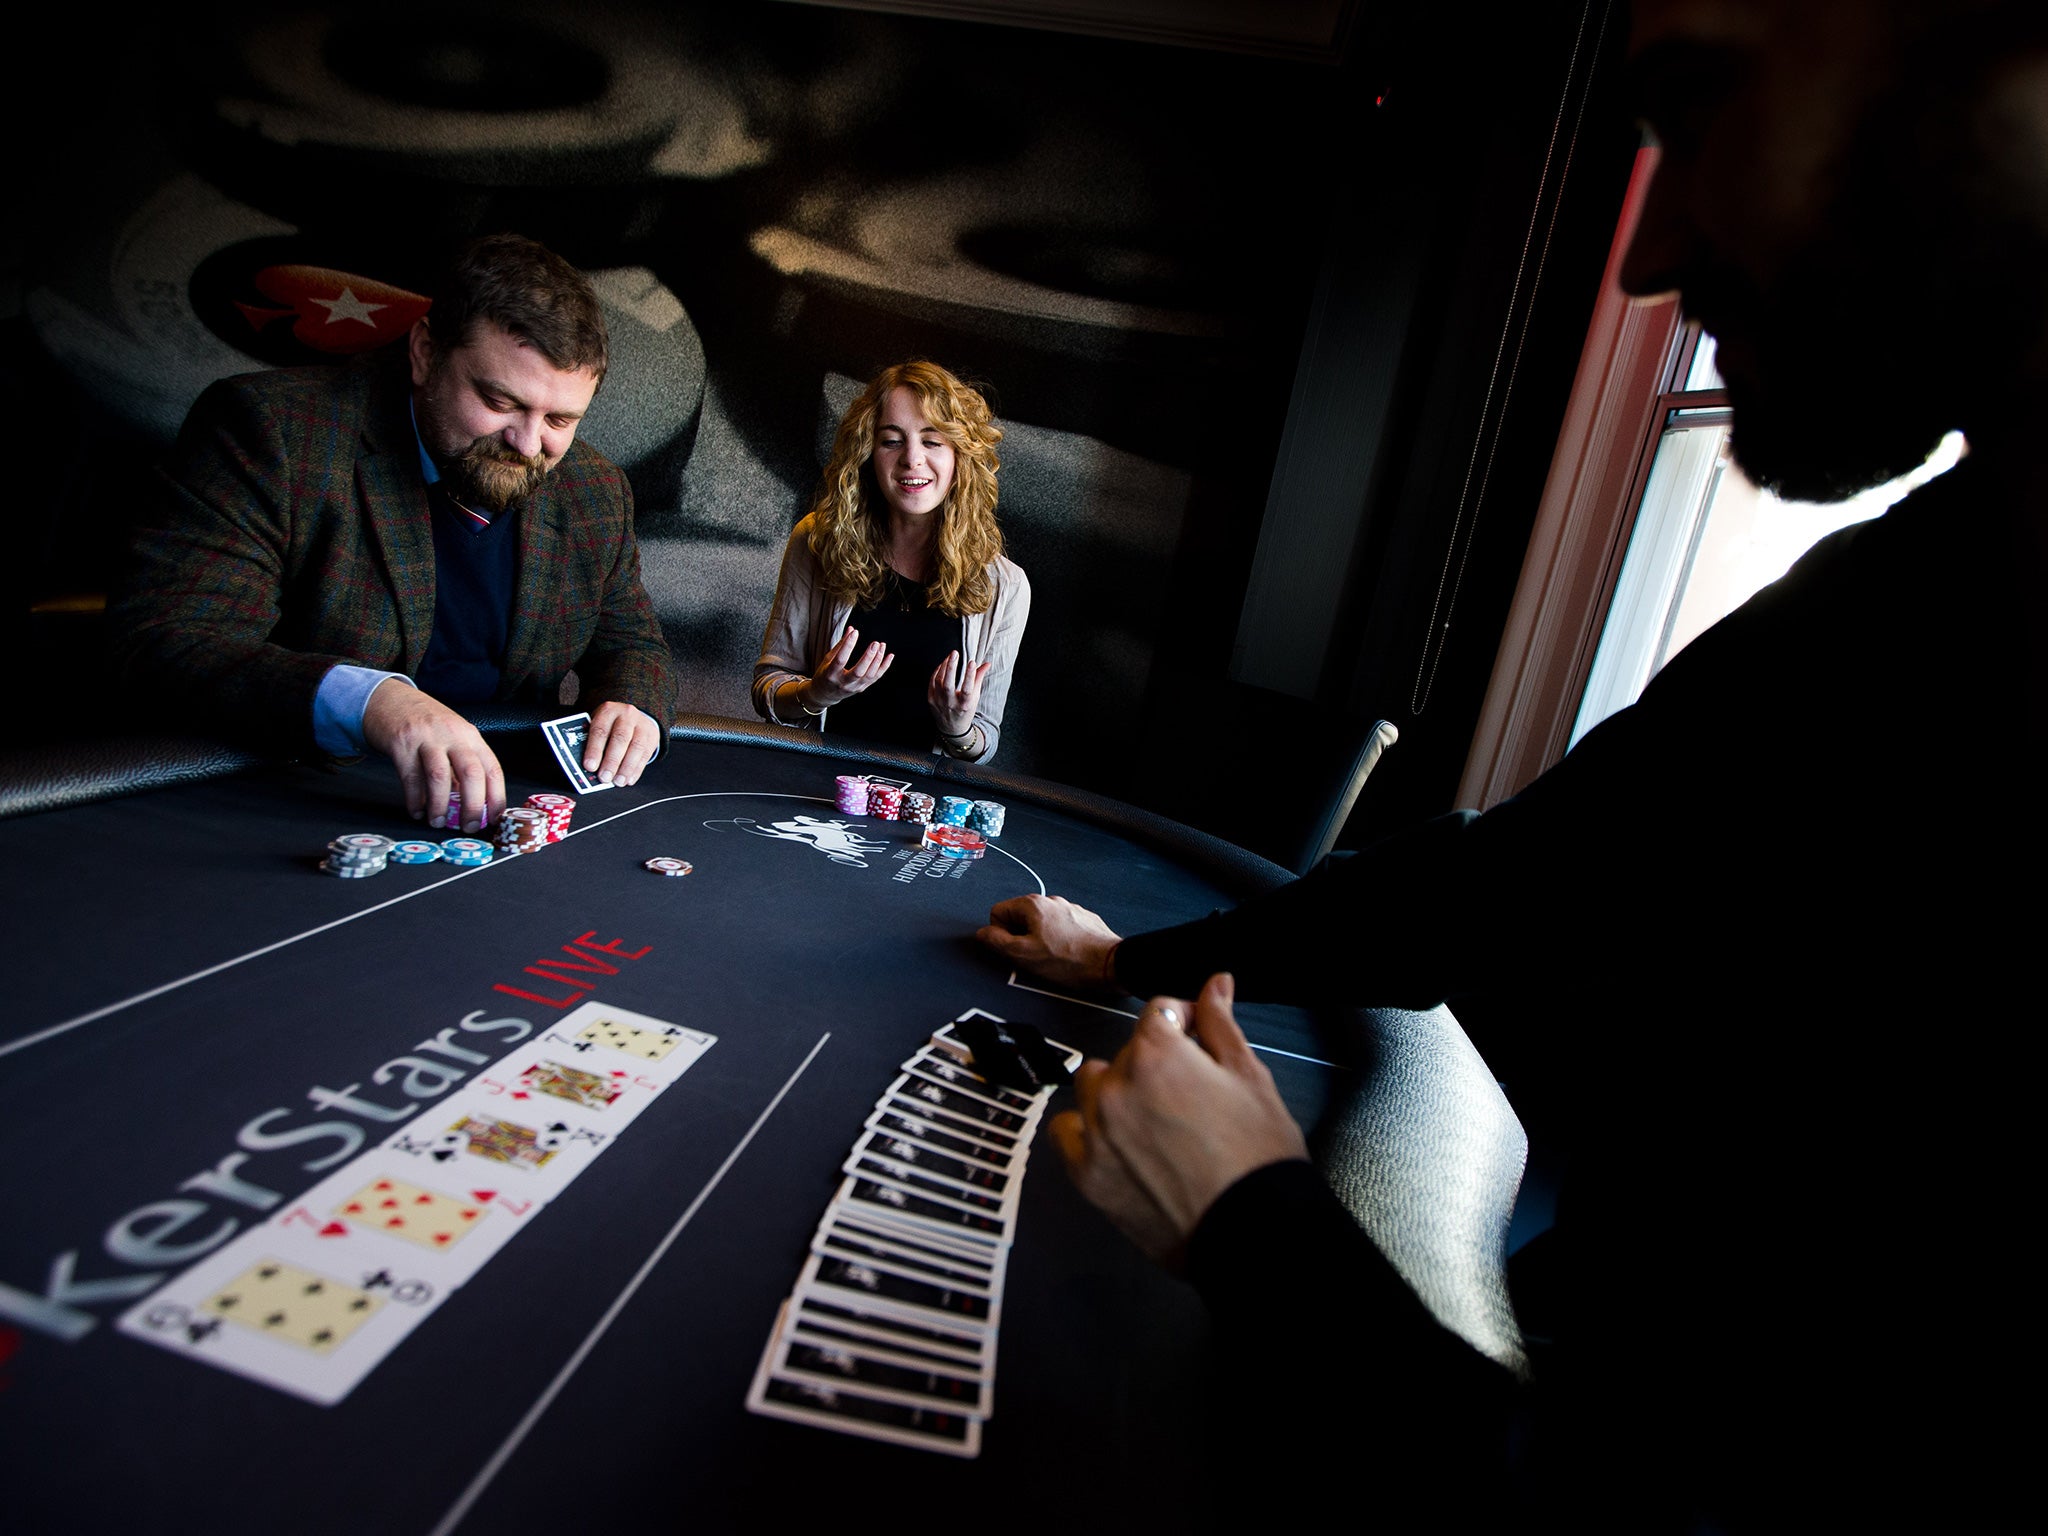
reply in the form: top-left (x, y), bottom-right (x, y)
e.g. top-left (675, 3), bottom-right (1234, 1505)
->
top-left (928, 649), bottom-right (991, 738)
top-left (805, 627), bottom-right (894, 709)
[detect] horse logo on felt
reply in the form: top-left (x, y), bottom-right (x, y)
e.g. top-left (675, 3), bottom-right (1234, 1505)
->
top-left (718, 815), bottom-right (891, 868)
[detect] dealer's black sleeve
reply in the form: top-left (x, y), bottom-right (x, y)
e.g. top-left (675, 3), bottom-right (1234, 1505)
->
top-left (1187, 1160), bottom-right (1520, 1517)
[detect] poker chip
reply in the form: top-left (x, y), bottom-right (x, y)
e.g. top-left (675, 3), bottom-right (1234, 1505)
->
top-left (442, 837), bottom-right (495, 867)
top-left (967, 799), bottom-right (1006, 838)
top-left (922, 824), bottom-right (987, 859)
top-left (320, 832), bottom-right (392, 877)
top-left (494, 806), bottom-right (550, 857)
top-left (901, 792), bottom-right (935, 825)
top-left (388, 840), bottom-right (444, 864)
top-left (525, 793), bottom-right (576, 843)
top-left (643, 857), bottom-right (693, 876)
top-left (834, 774), bottom-right (871, 815)
top-left (935, 795), bottom-right (973, 828)
top-left (867, 785), bottom-right (904, 820)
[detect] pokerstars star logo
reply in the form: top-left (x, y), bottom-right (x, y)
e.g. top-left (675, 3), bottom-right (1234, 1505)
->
top-left (233, 265), bottom-right (428, 354)
top-left (189, 237), bottom-right (432, 365)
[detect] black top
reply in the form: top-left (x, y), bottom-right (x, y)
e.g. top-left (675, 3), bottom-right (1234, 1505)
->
top-left (1120, 457), bottom-right (2040, 1531)
top-left (827, 571), bottom-right (966, 751)
top-left (415, 486), bottom-right (517, 704)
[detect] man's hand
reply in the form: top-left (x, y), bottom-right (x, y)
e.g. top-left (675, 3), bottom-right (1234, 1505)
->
top-left (1050, 973), bottom-right (1309, 1267)
top-left (928, 650), bottom-right (991, 738)
top-left (581, 700), bottom-right (661, 787)
top-left (804, 627), bottom-right (894, 710)
top-left (361, 681), bottom-right (506, 832)
top-left (977, 894), bottom-right (1123, 993)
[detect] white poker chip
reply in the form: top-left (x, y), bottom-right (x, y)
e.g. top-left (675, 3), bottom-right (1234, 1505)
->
top-left (643, 857), bottom-right (693, 876)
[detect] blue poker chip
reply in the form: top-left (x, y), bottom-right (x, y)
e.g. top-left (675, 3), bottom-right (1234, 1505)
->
top-left (388, 840), bottom-right (444, 864)
top-left (441, 838), bottom-right (494, 866)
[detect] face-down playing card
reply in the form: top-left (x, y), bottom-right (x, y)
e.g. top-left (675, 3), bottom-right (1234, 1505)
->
top-left (747, 1301), bottom-right (983, 1458)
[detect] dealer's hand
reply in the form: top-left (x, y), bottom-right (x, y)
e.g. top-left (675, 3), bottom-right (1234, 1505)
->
top-left (1050, 974), bottom-right (1309, 1267)
top-left (362, 679), bottom-right (506, 832)
top-left (803, 627), bottom-right (894, 710)
top-left (582, 700), bottom-right (661, 787)
top-left (928, 650), bottom-right (991, 738)
top-left (978, 894), bottom-right (1123, 994)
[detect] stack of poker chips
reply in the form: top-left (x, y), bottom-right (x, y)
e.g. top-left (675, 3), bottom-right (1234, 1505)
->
top-left (866, 783), bottom-right (904, 820)
top-left (442, 838), bottom-right (494, 868)
top-left (525, 793), bottom-right (576, 842)
top-left (493, 806), bottom-right (551, 857)
top-left (744, 1013), bottom-right (1078, 1458)
top-left (935, 796), bottom-right (973, 828)
top-left (901, 792), bottom-right (936, 825)
top-left (835, 775), bottom-right (871, 815)
top-left (389, 839), bottom-right (444, 865)
top-left (966, 800), bottom-right (1006, 838)
top-left (320, 833), bottom-right (392, 878)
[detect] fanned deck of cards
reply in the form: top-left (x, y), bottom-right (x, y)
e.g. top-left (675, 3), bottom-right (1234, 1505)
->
top-left (117, 1002), bottom-right (715, 1405)
top-left (746, 1009), bottom-right (1078, 1457)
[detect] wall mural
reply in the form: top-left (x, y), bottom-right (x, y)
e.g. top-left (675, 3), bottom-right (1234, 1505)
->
top-left (25, 0), bottom-right (1343, 782)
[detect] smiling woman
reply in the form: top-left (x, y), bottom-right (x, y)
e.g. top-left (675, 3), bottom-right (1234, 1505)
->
top-left (752, 360), bottom-right (1031, 763)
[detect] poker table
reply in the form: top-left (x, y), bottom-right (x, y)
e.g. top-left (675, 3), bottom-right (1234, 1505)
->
top-left (0, 716), bottom-right (1527, 1534)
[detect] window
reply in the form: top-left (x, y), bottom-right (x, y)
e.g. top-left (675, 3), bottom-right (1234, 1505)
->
top-left (1568, 327), bottom-right (1963, 745)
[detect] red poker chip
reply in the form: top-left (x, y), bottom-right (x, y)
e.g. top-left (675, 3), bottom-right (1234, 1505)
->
top-left (644, 857), bottom-right (693, 876)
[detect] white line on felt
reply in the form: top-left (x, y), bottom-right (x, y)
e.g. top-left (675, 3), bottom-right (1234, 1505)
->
top-left (427, 1031), bottom-right (832, 1536)
top-left (1002, 974), bottom-right (1343, 1069)
top-left (5, 790), bottom-right (947, 1059)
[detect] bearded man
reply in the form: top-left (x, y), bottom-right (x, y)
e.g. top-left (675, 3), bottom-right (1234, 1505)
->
top-left (110, 233), bottom-right (678, 830)
top-left (980, 1), bottom-right (2045, 1527)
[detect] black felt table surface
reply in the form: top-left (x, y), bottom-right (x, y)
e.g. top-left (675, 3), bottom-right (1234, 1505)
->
top-left (0, 733), bottom-right (1352, 1535)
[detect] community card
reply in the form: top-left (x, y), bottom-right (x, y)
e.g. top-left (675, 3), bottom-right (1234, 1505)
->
top-left (266, 1146), bottom-right (543, 1290)
top-left (900, 1050), bottom-right (1044, 1116)
top-left (852, 1129), bottom-right (1018, 1199)
top-left (466, 1036), bottom-right (673, 1133)
top-left (118, 1228), bottom-right (448, 1405)
top-left (541, 711), bottom-right (612, 795)
top-left (380, 1090), bottom-right (611, 1205)
top-left (884, 1075), bottom-right (1032, 1137)
top-left (748, 1338), bottom-right (982, 1458)
top-left (540, 1000), bottom-right (717, 1083)
top-left (791, 1296), bottom-right (992, 1374)
top-left (774, 1330), bottom-right (993, 1419)
top-left (865, 1104), bottom-right (1026, 1170)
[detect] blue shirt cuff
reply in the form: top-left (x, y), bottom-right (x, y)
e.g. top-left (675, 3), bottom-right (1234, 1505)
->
top-left (315, 666), bottom-right (412, 756)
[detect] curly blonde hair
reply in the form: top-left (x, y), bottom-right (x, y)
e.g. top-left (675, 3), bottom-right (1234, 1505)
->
top-left (806, 360), bottom-right (1005, 616)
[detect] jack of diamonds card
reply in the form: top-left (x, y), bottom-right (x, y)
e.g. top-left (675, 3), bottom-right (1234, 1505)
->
top-left (460, 1035), bottom-right (676, 1135)
top-left (118, 1226), bottom-right (449, 1405)
top-left (537, 1000), bottom-right (716, 1086)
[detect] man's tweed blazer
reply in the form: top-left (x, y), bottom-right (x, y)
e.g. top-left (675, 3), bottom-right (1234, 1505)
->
top-left (111, 352), bottom-right (680, 754)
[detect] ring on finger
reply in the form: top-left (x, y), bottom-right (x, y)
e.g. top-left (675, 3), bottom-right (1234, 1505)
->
top-left (1141, 1003), bottom-right (1182, 1031)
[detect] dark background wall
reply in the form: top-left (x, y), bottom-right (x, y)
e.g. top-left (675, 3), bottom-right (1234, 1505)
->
top-left (9, 0), bottom-right (1635, 844)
